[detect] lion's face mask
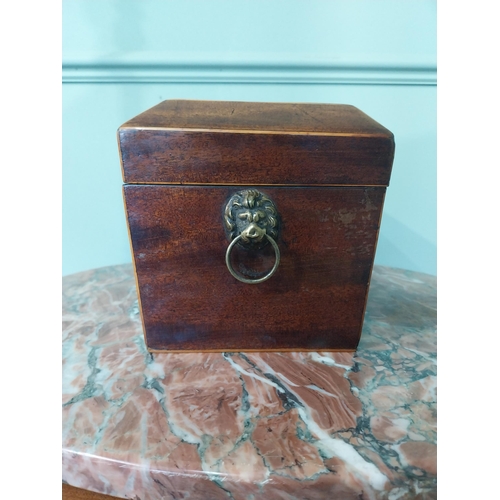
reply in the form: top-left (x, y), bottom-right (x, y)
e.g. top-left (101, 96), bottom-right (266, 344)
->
top-left (224, 189), bottom-right (279, 250)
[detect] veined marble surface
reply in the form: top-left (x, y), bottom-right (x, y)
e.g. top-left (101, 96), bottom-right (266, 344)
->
top-left (62, 265), bottom-right (437, 500)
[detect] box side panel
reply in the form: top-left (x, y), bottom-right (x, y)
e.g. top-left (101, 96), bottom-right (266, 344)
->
top-left (119, 130), bottom-right (394, 186)
top-left (123, 185), bottom-right (385, 351)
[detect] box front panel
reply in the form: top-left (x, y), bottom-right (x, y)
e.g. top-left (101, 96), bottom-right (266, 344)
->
top-left (124, 185), bottom-right (385, 351)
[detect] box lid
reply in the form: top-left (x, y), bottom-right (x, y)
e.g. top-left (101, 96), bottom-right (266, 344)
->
top-left (118, 100), bottom-right (394, 186)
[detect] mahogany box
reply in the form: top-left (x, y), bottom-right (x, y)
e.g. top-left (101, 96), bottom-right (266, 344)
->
top-left (118, 100), bottom-right (395, 352)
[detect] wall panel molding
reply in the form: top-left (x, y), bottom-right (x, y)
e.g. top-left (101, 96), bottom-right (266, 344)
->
top-left (62, 58), bottom-right (436, 86)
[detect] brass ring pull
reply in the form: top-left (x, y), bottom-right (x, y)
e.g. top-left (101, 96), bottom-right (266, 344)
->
top-left (223, 189), bottom-right (281, 284)
top-left (225, 233), bottom-right (280, 284)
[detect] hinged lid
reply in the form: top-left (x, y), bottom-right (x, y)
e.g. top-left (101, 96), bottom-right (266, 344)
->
top-left (118, 100), bottom-right (394, 186)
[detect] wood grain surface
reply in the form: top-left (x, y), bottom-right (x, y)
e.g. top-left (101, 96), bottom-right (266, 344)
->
top-left (62, 484), bottom-right (121, 500)
top-left (118, 100), bottom-right (394, 186)
top-left (124, 185), bottom-right (386, 351)
top-left (120, 100), bottom-right (394, 135)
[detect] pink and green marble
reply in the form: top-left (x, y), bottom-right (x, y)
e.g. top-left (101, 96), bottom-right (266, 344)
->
top-left (62, 265), bottom-right (437, 499)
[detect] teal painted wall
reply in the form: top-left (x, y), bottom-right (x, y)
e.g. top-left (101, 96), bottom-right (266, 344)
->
top-left (63, 0), bottom-right (436, 276)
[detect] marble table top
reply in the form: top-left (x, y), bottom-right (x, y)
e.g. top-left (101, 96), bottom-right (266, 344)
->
top-left (62, 264), bottom-right (437, 500)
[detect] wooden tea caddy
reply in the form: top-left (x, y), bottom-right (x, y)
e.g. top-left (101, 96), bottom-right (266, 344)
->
top-left (118, 100), bottom-right (395, 352)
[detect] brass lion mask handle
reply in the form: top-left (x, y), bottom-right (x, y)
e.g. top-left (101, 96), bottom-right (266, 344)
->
top-left (223, 189), bottom-right (281, 284)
